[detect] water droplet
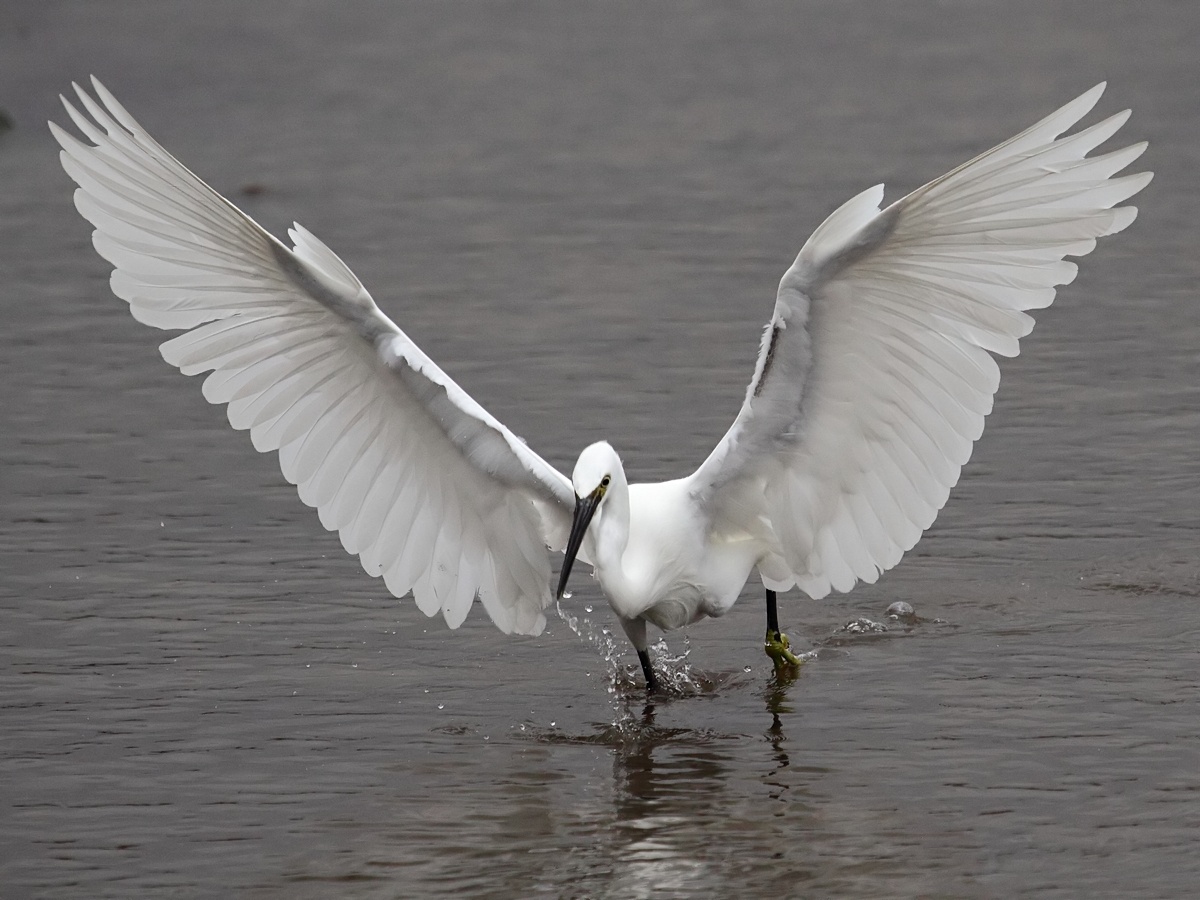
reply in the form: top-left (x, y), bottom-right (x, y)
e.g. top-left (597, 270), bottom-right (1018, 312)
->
top-left (549, 721), bottom-right (556, 728)
top-left (584, 605), bottom-right (593, 613)
top-left (744, 665), bottom-right (752, 673)
top-left (437, 703), bottom-right (444, 710)
top-left (563, 591), bottom-right (573, 600)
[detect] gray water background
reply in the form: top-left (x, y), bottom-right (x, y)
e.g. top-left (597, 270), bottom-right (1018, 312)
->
top-left (2, 2), bottom-right (1198, 897)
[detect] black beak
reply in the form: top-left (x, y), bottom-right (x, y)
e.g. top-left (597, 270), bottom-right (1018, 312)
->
top-left (556, 489), bottom-right (603, 601)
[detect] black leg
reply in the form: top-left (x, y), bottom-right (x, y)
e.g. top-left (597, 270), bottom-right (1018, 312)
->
top-left (637, 648), bottom-right (658, 693)
top-left (766, 588), bottom-right (780, 635)
top-left (764, 587), bottom-right (802, 671)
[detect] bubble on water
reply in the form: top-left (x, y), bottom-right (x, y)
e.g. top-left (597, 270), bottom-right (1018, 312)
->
top-left (562, 591), bottom-right (573, 600)
top-left (886, 601), bottom-right (915, 619)
top-left (437, 703), bottom-right (444, 710)
top-left (841, 616), bottom-right (888, 634)
top-left (744, 665), bottom-right (753, 673)
top-left (584, 605), bottom-right (593, 613)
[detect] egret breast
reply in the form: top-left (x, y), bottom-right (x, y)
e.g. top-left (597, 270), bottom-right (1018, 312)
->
top-left (641, 583), bottom-right (710, 631)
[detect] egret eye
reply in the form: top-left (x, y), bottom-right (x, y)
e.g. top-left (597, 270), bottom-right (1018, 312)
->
top-left (600, 475), bottom-right (611, 488)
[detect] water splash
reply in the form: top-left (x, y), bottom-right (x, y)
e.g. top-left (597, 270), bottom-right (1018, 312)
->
top-left (555, 599), bottom-right (621, 661)
top-left (555, 602), bottom-right (706, 721)
top-left (839, 616), bottom-right (889, 635)
top-left (556, 599), bottom-right (624, 716)
top-left (647, 634), bottom-right (705, 695)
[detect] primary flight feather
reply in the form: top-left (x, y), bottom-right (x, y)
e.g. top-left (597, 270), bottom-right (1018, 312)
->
top-left (53, 78), bottom-right (1150, 690)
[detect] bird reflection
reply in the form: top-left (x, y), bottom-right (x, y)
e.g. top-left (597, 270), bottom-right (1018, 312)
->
top-left (765, 665), bottom-right (799, 733)
top-left (762, 675), bottom-right (795, 808)
top-left (593, 671), bottom-right (807, 896)
top-left (606, 705), bottom-right (731, 896)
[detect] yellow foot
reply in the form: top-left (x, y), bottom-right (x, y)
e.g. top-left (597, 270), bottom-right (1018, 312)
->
top-left (764, 629), bottom-right (804, 671)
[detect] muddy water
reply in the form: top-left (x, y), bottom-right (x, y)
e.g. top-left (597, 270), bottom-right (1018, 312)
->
top-left (2, 2), bottom-right (1199, 897)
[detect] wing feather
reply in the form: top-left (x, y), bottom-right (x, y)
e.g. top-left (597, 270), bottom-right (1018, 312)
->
top-left (53, 77), bottom-right (574, 635)
top-left (692, 84), bottom-right (1151, 598)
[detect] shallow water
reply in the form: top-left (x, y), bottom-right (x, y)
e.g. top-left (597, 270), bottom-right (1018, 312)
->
top-left (3, 2), bottom-right (1199, 897)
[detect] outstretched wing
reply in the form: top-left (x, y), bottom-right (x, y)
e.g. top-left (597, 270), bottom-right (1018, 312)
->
top-left (52, 77), bottom-right (575, 635)
top-left (691, 83), bottom-right (1151, 598)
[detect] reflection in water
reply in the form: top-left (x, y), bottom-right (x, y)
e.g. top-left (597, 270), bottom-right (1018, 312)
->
top-left (523, 611), bottom-right (932, 895)
top-left (763, 676), bottom-right (794, 783)
top-left (606, 699), bottom-right (735, 897)
top-left (532, 674), bottom-right (812, 898)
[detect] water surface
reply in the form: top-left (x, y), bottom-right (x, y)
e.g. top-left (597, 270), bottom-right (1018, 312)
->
top-left (2, 3), bottom-right (1198, 897)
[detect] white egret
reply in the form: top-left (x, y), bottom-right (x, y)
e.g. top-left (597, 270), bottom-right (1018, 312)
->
top-left (53, 79), bottom-right (1150, 692)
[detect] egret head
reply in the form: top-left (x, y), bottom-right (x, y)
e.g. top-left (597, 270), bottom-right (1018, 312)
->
top-left (571, 441), bottom-right (620, 497)
top-left (557, 442), bottom-right (621, 602)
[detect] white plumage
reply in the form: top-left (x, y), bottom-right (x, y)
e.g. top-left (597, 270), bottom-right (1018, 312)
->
top-left (54, 79), bottom-right (573, 638)
top-left (53, 79), bottom-right (1150, 686)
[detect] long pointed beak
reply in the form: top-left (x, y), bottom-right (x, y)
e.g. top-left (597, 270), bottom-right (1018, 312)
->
top-left (556, 489), bottom-right (602, 601)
